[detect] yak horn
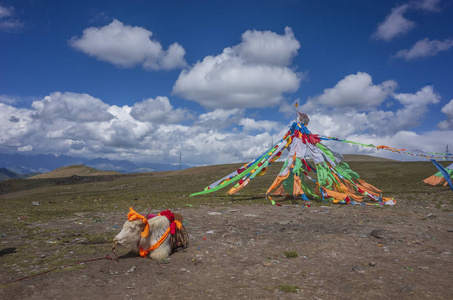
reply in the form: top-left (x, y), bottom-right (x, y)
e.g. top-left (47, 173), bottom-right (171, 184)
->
top-left (112, 240), bottom-right (118, 256)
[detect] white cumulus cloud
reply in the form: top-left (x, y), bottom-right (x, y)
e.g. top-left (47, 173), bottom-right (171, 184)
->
top-left (0, 87), bottom-right (450, 166)
top-left (372, 1), bottom-right (443, 41)
top-left (299, 72), bottom-right (440, 137)
top-left (300, 72), bottom-right (397, 112)
top-left (31, 92), bottom-right (114, 123)
top-left (414, 0), bottom-right (442, 12)
top-left (69, 19), bottom-right (187, 70)
top-left (130, 96), bottom-right (192, 124)
top-left (0, 92), bottom-right (189, 158)
top-left (392, 85), bottom-right (440, 131)
top-left (235, 27), bottom-right (301, 66)
top-left (0, 91), bottom-right (285, 166)
top-left (0, 4), bottom-right (24, 32)
top-left (0, 95), bottom-right (19, 105)
top-left (441, 99), bottom-right (453, 118)
top-left (173, 27), bottom-right (301, 109)
top-left (438, 99), bottom-right (453, 130)
top-left (238, 118), bottom-right (282, 133)
top-left (373, 4), bottom-right (415, 41)
top-left (195, 109), bottom-right (244, 129)
top-left (395, 38), bottom-right (453, 60)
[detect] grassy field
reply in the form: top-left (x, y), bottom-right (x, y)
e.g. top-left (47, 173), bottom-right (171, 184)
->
top-left (1, 159), bottom-right (451, 223)
top-left (0, 159), bottom-right (452, 286)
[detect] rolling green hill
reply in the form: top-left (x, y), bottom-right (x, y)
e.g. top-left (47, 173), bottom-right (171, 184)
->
top-left (29, 164), bottom-right (122, 179)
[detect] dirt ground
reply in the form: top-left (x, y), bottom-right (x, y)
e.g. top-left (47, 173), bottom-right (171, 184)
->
top-left (1, 193), bottom-right (452, 300)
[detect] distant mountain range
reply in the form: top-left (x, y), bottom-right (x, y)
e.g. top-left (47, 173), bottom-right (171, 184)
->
top-left (0, 152), bottom-right (397, 180)
top-left (0, 153), bottom-right (190, 176)
top-left (0, 167), bottom-right (40, 180)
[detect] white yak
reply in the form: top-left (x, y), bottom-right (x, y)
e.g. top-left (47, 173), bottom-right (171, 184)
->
top-left (113, 207), bottom-right (188, 260)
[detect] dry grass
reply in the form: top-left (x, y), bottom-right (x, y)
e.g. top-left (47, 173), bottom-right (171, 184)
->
top-left (0, 159), bottom-right (451, 277)
top-left (29, 165), bottom-right (121, 179)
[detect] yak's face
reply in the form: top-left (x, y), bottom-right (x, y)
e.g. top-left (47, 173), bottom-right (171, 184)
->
top-left (113, 219), bottom-right (145, 250)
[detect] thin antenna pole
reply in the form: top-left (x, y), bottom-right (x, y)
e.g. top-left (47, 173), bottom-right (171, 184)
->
top-left (447, 144), bottom-right (449, 160)
top-left (179, 150), bottom-right (182, 170)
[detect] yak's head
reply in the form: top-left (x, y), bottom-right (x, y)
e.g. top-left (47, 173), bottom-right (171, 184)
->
top-left (113, 207), bottom-right (151, 254)
top-left (113, 219), bottom-right (147, 253)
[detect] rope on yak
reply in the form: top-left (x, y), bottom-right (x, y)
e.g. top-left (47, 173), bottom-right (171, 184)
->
top-left (138, 210), bottom-right (183, 257)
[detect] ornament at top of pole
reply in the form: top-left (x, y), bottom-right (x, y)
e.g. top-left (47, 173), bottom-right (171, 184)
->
top-left (294, 101), bottom-right (298, 121)
top-left (297, 111), bottom-right (309, 126)
top-left (294, 101), bottom-right (309, 125)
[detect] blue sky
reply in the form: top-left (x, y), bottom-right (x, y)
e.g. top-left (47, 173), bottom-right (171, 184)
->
top-left (1, 0), bottom-right (453, 167)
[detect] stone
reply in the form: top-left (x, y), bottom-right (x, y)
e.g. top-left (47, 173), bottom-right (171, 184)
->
top-left (370, 229), bottom-right (385, 239)
top-left (402, 285), bottom-right (417, 293)
top-left (352, 265), bottom-right (367, 273)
